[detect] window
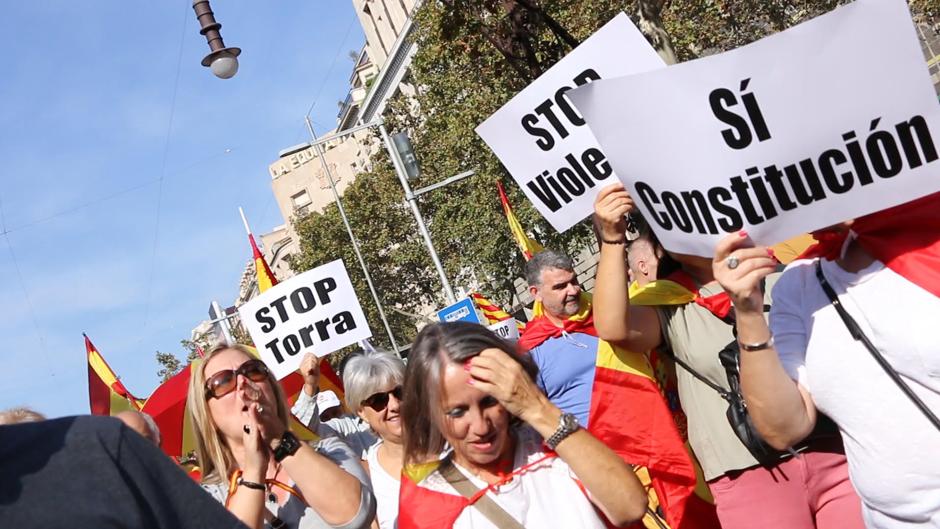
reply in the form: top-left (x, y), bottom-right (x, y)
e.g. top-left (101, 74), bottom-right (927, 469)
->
top-left (291, 190), bottom-right (313, 216)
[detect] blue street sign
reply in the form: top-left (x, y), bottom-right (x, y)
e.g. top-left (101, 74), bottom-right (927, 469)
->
top-left (437, 297), bottom-right (482, 324)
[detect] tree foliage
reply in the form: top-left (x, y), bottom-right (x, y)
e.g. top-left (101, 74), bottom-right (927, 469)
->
top-left (154, 330), bottom-right (212, 382)
top-left (292, 0), bottom-right (940, 350)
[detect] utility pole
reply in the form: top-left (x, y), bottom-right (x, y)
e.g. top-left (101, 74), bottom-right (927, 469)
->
top-left (304, 117), bottom-right (400, 355)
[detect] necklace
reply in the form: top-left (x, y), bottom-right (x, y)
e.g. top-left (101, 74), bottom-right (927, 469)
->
top-left (266, 462), bottom-right (283, 504)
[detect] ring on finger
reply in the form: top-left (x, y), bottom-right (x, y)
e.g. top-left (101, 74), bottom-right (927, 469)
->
top-left (726, 255), bottom-right (740, 270)
top-left (256, 404), bottom-right (264, 414)
top-left (243, 424), bottom-right (250, 434)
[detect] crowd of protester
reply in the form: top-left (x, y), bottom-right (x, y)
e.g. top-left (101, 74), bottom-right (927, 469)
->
top-left (1, 183), bottom-right (937, 529)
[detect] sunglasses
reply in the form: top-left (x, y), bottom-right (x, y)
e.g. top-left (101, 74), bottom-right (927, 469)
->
top-left (204, 359), bottom-right (270, 400)
top-left (361, 386), bottom-right (403, 412)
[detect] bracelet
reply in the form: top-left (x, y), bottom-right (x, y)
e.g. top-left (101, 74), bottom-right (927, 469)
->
top-left (237, 478), bottom-right (266, 491)
top-left (739, 336), bottom-right (774, 352)
top-left (601, 238), bottom-right (626, 245)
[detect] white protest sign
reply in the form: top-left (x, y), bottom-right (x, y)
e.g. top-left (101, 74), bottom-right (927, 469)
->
top-left (569, 0), bottom-right (940, 257)
top-left (238, 259), bottom-right (372, 379)
top-left (487, 319), bottom-right (520, 342)
top-left (475, 13), bottom-right (666, 232)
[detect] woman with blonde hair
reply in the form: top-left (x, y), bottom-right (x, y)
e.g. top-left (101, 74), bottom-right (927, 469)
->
top-left (188, 344), bottom-right (375, 529)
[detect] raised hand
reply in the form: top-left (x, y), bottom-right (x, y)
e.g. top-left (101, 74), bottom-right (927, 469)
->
top-left (466, 348), bottom-right (546, 424)
top-left (713, 231), bottom-right (777, 314)
top-left (593, 182), bottom-right (635, 241)
top-left (299, 353), bottom-right (321, 396)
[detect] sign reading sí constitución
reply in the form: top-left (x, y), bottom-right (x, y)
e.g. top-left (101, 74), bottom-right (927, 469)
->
top-left (238, 259), bottom-right (372, 379)
top-left (569, 0), bottom-right (940, 257)
top-left (475, 13), bottom-right (666, 233)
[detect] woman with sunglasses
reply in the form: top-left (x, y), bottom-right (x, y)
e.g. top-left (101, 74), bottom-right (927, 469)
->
top-left (342, 350), bottom-right (405, 529)
top-left (399, 322), bottom-right (647, 529)
top-left (188, 344), bottom-right (376, 529)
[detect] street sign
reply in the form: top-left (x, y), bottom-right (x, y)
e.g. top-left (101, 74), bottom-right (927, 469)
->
top-left (437, 297), bottom-right (482, 325)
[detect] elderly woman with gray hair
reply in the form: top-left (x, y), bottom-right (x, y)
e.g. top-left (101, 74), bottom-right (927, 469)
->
top-left (342, 349), bottom-right (406, 529)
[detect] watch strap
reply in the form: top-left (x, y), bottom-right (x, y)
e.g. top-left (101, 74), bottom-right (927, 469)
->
top-left (545, 413), bottom-right (578, 450)
top-left (273, 431), bottom-right (301, 462)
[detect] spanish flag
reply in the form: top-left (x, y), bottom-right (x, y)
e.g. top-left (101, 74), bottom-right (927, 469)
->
top-left (250, 232), bottom-right (278, 293)
top-left (518, 294), bottom-right (717, 529)
top-left (498, 181), bottom-right (543, 261)
top-left (86, 334), bottom-right (145, 416)
top-left (470, 292), bottom-right (525, 332)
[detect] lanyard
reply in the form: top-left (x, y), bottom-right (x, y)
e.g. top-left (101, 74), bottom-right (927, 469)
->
top-left (226, 469), bottom-right (304, 508)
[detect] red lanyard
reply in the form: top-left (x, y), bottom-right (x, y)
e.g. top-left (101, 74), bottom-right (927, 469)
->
top-left (464, 453), bottom-right (557, 505)
top-left (226, 469), bottom-right (303, 507)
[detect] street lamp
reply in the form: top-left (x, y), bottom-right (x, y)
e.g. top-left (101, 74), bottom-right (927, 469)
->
top-left (192, 0), bottom-right (241, 79)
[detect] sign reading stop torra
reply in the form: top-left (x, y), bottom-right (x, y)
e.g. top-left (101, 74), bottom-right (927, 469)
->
top-left (238, 260), bottom-right (372, 380)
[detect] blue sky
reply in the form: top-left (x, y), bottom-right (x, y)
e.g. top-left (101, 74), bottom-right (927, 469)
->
top-left (0, 1), bottom-right (365, 418)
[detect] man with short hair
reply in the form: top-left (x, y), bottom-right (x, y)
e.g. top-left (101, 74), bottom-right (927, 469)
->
top-left (518, 250), bottom-right (597, 426)
top-left (115, 410), bottom-right (161, 446)
top-left (626, 233), bottom-right (660, 287)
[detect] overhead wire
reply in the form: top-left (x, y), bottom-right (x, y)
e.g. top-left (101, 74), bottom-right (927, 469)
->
top-left (140, 0), bottom-right (190, 334)
top-left (0, 195), bottom-right (55, 378)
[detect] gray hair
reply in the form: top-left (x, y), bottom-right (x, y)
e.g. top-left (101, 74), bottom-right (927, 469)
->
top-left (0, 406), bottom-right (46, 425)
top-left (524, 250), bottom-right (575, 286)
top-left (342, 349), bottom-right (406, 413)
top-left (400, 322), bottom-right (538, 466)
top-left (139, 412), bottom-right (162, 446)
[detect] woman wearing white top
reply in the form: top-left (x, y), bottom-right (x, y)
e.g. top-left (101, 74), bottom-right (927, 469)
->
top-left (343, 350), bottom-right (406, 529)
top-left (398, 322), bottom-right (647, 529)
top-left (712, 210), bottom-right (940, 528)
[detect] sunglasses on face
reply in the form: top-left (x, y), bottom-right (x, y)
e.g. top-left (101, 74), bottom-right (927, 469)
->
top-left (361, 386), bottom-right (403, 412)
top-left (204, 359), bottom-right (270, 400)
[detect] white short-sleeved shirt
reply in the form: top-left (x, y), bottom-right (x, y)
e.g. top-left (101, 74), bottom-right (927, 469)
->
top-left (418, 428), bottom-right (607, 529)
top-left (771, 258), bottom-right (940, 528)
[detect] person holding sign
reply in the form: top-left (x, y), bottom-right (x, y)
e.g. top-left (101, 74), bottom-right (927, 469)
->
top-left (188, 344), bottom-right (376, 529)
top-left (397, 322), bottom-right (648, 529)
top-left (712, 192), bottom-right (940, 528)
top-left (591, 183), bottom-right (864, 529)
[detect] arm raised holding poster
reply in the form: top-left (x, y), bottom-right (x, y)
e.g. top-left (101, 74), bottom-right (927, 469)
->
top-left (569, 0), bottom-right (940, 257)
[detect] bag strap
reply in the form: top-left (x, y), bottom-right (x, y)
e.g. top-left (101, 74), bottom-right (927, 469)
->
top-left (438, 457), bottom-right (525, 529)
top-left (663, 346), bottom-right (733, 400)
top-left (815, 261), bottom-right (940, 432)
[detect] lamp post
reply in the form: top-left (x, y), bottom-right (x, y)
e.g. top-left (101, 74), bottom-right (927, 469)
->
top-left (192, 0), bottom-right (241, 79)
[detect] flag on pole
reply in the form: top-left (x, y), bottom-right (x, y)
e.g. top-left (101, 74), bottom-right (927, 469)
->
top-left (241, 210), bottom-right (345, 402)
top-left (470, 292), bottom-right (525, 332)
top-left (86, 334), bottom-right (145, 416)
top-left (497, 181), bottom-right (543, 261)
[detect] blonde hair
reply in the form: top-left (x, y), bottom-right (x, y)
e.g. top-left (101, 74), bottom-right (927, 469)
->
top-left (0, 406), bottom-right (46, 425)
top-left (187, 344), bottom-right (291, 484)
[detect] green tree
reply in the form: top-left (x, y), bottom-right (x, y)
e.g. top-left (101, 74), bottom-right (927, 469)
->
top-left (154, 330), bottom-right (213, 382)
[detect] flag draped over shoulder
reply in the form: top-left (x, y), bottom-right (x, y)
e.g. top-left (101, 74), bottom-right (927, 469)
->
top-left (398, 462), bottom-right (469, 529)
top-left (86, 335), bottom-right (145, 416)
top-left (498, 181), bottom-right (543, 261)
top-left (517, 294), bottom-right (714, 529)
top-left (799, 190), bottom-right (940, 298)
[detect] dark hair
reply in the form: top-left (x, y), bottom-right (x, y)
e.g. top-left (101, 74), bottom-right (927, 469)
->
top-left (400, 322), bottom-right (538, 466)
top-left (524, 250), bottom-right (574, 286)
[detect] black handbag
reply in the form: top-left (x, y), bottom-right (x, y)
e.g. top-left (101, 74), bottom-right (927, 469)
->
top-left (667, 342), bottom-right (784, 466)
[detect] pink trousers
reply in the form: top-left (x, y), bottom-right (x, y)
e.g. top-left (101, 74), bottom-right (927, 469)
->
top-left (708, 443), bottom-right (864, 529)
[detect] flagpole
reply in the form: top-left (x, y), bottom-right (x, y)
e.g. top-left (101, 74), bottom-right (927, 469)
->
top-left (304, 117), bottom-right (401, 356)
top-left (238, 207), bottom-right (251, 236)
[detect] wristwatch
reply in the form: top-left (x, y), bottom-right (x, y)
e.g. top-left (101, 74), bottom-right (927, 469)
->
top-left (545, 413), bottom-right (580, 450)
top-left (272, 431), bottom-right (302, 462)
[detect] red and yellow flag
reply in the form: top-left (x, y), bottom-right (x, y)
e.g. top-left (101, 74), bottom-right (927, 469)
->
top-left (86, 334), bottom-right (144, 416)
top-left (497, 181), bottom-right (543, 261)
top-left (470, 292), bottom-right (525, 332)
top-left (250, 233), bottom-right (278, 293)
